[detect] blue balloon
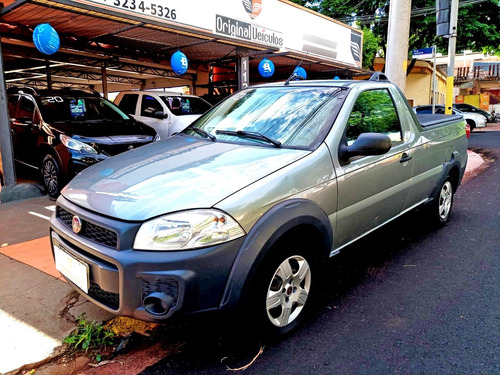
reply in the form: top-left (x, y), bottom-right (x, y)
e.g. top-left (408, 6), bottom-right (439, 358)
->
top-left (171, 50), bottom-right (189, 75)
top-left (33, 23), bottom-right (60, 55)
top-left (258, 58), bottom-right (275, 78)
top-left (293, 66), bottom-right (307, 80)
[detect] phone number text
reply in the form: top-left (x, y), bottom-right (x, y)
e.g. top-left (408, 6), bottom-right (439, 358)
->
top-left (106, 0), bottom-right (177, 20)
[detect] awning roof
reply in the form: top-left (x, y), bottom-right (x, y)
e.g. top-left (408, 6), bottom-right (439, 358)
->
top-left (0, 0), bottom-right (369, 90)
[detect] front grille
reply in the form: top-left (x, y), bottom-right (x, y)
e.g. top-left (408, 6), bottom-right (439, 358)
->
top-left (89, 281), bottom-right (119, 310)
top-left (56, 206), bottom-right (118, 248)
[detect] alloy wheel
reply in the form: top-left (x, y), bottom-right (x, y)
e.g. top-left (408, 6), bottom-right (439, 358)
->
top-left (42, 158), bottom-right (59, 196)
top-left (438, 180), bottom-right (453, 221)
top-left (266, 255), bottom-right (311, 328)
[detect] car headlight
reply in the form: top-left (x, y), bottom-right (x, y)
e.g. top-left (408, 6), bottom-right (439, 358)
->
top-left (60, 134), bottom-right (98, 154)
top-left (134, 209), bottom-right (245, 251)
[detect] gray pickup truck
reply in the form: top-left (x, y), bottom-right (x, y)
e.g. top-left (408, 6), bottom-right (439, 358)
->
top-left (50, 75), bottom-right (468, 336)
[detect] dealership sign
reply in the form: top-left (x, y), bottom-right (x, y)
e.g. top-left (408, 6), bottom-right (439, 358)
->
top-left (70, 0), bottom-right (362, 67)
top-left (214, 14), bottom-right (283, 48)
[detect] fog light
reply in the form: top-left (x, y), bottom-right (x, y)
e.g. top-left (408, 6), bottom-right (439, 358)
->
top-left (141, 277), bottom-right (179, 316)
top-left (143, 292), bottom-right (174, 316)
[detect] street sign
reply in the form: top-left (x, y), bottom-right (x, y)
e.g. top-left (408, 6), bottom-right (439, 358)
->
top-left (412, 47), bottom-right (434, 59)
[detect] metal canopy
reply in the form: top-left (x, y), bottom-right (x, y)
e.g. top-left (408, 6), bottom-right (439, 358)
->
top-left (0, 0), bottom-right (368, 91)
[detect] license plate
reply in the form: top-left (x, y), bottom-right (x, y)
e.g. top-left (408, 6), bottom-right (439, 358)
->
top-left (54, 245), bottom-right (89, 294)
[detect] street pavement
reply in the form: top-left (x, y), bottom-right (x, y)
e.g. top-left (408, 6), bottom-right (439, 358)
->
top-left (0, 124), bottom-right (495, 374)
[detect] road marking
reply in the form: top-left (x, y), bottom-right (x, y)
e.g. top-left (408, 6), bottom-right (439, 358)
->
top-left (45, 205), bottom-right (56, 212)
top-left (28, 212), bottom-right (51, 221)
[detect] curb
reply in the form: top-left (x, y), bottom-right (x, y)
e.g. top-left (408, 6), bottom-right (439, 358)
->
top-left (0, 183), bottom-right (45, 203)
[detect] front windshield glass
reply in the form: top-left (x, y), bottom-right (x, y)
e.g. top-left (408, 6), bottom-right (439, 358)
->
top-left (159, 96), bottom-right (212, 116)
top-left (38, 95), bottom-right (130, 123)
top-left (184, 86), bottom-right (343, 149)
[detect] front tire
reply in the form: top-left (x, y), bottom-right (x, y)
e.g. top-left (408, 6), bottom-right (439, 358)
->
top-left (251, 240), bottom-right (318, 337)
top-left (41, 154), bottom-right (62, 199)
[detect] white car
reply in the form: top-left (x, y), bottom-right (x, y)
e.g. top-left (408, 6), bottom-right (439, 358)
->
top-left (413, 105), bottom-right (486, 131)
top-left (114, 91), bottom-right (212, 138)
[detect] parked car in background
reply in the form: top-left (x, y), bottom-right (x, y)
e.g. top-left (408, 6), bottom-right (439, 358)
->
top-left (8, 87), bottom-right (159, 198)
top-left (413, 105), bottom-right (486, 131)
top-left (453, 103), bottom-right (492, 123)
top-left (114, 91), bottom-right (212, 139)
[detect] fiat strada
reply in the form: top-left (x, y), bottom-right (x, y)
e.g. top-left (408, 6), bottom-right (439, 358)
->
top-left (50, 74), bottom-right (468, 336)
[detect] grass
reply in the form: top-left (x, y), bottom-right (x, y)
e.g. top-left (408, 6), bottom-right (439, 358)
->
top-left (64, 314), bottom-right (115, 361)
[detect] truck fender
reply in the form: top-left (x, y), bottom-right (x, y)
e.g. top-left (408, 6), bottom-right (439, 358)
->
top-left (427, 152), bottom-right (464, 204)
top-left (219, 198), bottom-right (333, 311)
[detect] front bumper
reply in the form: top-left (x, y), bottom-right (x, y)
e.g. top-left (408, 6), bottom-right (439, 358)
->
top-left (50, 195), bottom-right (243, 322)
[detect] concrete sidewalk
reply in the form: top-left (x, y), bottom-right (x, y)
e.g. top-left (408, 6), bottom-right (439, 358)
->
top-left (0, 247), bottom-right (114, 375)
top-left (0, 127), bottom-right (494, 374)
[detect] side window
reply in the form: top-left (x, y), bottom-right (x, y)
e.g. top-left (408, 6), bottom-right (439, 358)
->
top-left (141, 95), bottom-right (163, 117)
top-left (345, 89), bottom-right (402, 146)
top-left (117, 94), bottom-right (138, 115)
top-left (17, 96), bottom-right (36, 122)
top-left (8, 95), bottom-right (18, 118)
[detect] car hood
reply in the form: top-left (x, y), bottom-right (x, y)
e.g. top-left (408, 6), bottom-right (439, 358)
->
top-left (62, 136), bottom-right (309, 221)
top-left (52, 119), bottom-right (156, 137)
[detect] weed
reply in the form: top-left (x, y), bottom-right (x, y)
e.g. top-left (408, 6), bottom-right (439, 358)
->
top-left (64, 314), bottom-right (115, 357)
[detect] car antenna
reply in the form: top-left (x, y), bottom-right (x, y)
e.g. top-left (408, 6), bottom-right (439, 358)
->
top-left (285, 54), bottom-right (307, 86)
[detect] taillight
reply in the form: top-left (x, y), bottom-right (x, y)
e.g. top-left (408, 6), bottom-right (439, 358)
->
top-left (465, 124), bottom-right (470, 138)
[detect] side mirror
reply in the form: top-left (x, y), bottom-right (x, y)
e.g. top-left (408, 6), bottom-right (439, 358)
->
top-left (153, 110), bottom-right (168, 119)
top-left (339, 132), bottom-right (392, 163)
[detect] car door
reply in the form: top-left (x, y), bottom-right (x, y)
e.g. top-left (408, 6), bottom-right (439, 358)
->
top-left (10, 95), bottom-right (40, 166)
top-left (333, 88), bottom-right (414, 248)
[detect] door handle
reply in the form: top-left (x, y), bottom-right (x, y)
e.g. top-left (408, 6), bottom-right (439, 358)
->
top-left (400, 153), bottom-right (412, 163)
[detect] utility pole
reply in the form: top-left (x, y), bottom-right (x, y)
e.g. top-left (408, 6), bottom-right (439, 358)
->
top-left (385, 0), bottom-right (411, 93)
top-left (0, 37), bottom-right (16, 188)
top-left (444, 0), bottom-right (459, 114)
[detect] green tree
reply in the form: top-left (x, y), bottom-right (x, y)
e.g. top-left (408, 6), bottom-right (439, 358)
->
top-left (297, 0), bottom-right (500, 58)
top-left (409, 0), bottom-right (500, 55)
top-left (362, 27), bottom-right (380, 69)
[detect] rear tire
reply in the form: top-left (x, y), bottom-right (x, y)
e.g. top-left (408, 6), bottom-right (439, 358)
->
top-left (429, 175), bottom-right (454, 227)
top-left (467, 120), bottom-right (476, 132)
top-left (41, 154), bottom-right (62, 199)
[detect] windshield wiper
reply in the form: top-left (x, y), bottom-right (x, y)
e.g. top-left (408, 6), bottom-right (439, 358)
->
top-left (185, 125), bottom-right (216, 141)
top-left (215, 130), bottom-right (282, 148)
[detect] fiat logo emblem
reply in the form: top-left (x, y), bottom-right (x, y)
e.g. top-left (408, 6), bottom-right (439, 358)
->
top-left (72, 215), bottom-right (83, 234)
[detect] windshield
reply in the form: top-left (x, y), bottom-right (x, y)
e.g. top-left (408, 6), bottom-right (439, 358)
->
top-left (38, 95), bottom-right (130, 123)
top-left (159, 96), bottom-right (212, 116)
top-left (184, 86), bottom-right (343, 149)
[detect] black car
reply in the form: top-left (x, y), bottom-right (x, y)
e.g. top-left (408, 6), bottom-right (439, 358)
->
top-left (453, 103), bottom-right (492, 123)
top-left (8, 87), bottom-right (159, 198)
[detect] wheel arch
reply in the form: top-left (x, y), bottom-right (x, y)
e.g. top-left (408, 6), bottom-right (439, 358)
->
top-left (426, 153), bottom-right (463, 206)
top-left (219, 198), bottom-right (333, 312)
top-left (38, 143), bottom-right (67, 178)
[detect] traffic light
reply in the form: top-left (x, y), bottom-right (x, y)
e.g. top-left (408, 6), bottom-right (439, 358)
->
top-left (436, 0), bottom-right (451, 37)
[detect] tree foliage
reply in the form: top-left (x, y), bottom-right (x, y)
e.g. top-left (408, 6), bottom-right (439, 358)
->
top-left (410, 0), bottom-right (500, 55)
top-left (293, 0), bottom-right (500, 58)
top-left (362, 27), bottom-right (380, 69)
